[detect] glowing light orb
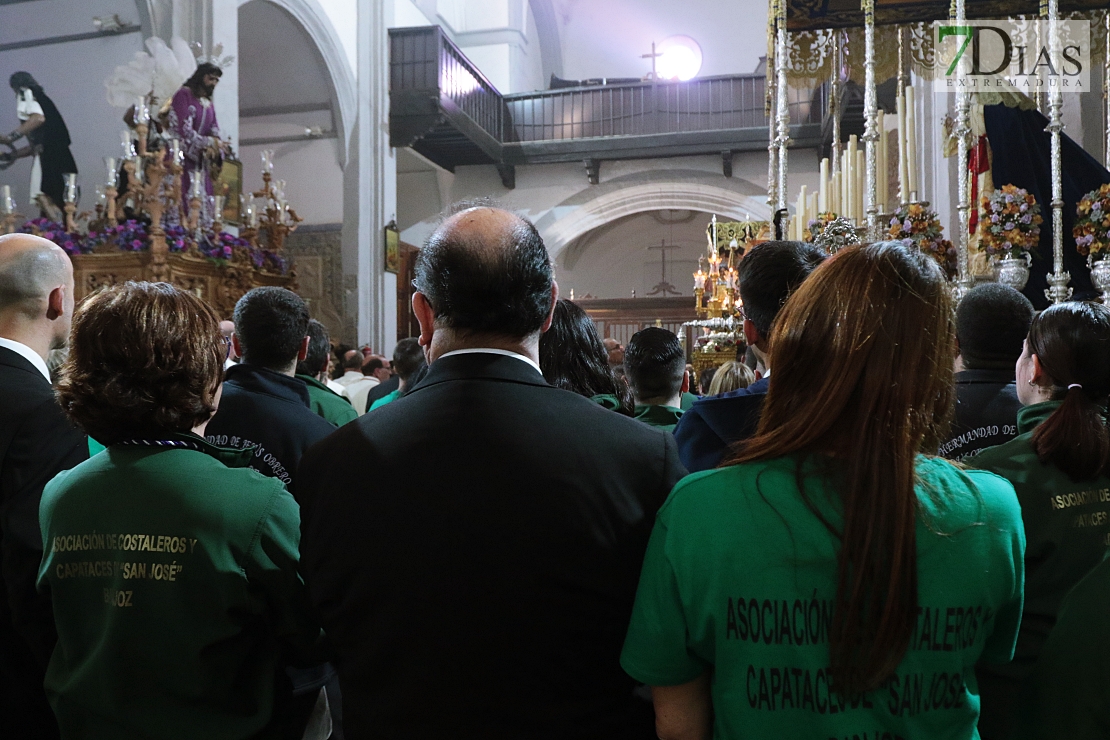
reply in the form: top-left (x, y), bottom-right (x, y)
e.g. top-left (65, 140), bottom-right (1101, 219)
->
top-left (656, 36), bottom-right (703, 82)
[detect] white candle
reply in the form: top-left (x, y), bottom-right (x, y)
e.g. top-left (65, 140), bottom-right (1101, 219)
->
top-left (846, 135), bottom-right (857, 222)
top-left (855, 149), bottom-right (865, 223)
top-left (808, 192), bottom-right (818, 229)
top-left (191, 172), bottom-right (204, 199)
top-left (0, 185), bottom-right (11, 214)
top-left (876, 110), bottom-right (886, 212)
top-left (896, 93), bottom-right (908, 204)
top-left (694, 270), bottom-right (706, 290)
top-left (818, 158), bottom-right (829, 212)
top-left (134, 97), bottom-right (149, 125)
top-left (121, 130), bottom-right (136, 158)
top-left (905, 85), bottom-right (918, 199)
top-left (261, 150), bottom-right (274, 174)
top-left (104, 157), bottom-right (117, 186)
top-left (796, 185), bottom-right (807, 239)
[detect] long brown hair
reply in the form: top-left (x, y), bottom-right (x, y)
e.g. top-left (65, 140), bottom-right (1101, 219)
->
top-left (727, 241), bottom-right (956, 696)
top-left (1028, 301), bottom-right (1110, 480)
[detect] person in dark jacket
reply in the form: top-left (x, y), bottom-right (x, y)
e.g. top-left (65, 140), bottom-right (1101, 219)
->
top-left (971, 301), bottom-right (1110, 739)
top-left (0, 234), bottom-right (86, 740)
top-left (624, 327), bottom-right (688, 432)
top-left (205, 287), bottom-right (336, 487)
top-left (295, 206), bottom-right (685, 740)
top-left (938, 283), bottom-right (1033, 461)
top-left (296, 319), bottom-right (357, 427)
top-left (673, 240), bottom-right (825, 472)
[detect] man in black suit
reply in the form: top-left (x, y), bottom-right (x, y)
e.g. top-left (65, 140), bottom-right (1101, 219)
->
top-left (674, 240), bottom-right (825, 472)
top-left (0, 233), bottom-right (87, 739)
top-left (295, 207), bottom-right (685, 739)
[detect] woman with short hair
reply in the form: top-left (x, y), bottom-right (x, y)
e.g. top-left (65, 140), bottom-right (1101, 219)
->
top-left (621, 242), bottom-right (1025, 739)
top-left (40, 281), bottom-right (320, 739)
top-left (971, 300), bottom-right (1110, 739)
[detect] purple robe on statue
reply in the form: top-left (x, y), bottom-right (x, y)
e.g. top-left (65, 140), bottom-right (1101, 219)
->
top-left (165, 85), bottom-right (220, 226)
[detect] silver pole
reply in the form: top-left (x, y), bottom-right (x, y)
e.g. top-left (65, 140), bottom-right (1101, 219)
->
top-left (1045, 0), bottom-right (1072, 303)
top-left (775, 0), bottom-right (790, 221)
top-left (863, 0), bottom-right (879, 238)
top-left (767, 4), bottom-right (778, 211)
top-left (831, 33), bottom-right (842, 177)
top-left (1104, 11), bottom-right (1109, 171)
top-left (953, 0), bottom-right (974, 299)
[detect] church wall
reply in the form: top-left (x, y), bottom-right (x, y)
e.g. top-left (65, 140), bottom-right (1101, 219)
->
top-left (0, 0), bottom-right (146, 210)
top-left (396, 147), bottom-right (822, 300)
top-left (240, 138), bottom-right (344, 224)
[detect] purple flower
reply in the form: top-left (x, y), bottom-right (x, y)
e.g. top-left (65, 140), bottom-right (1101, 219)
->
top-left (903, 219), bottom-right (913, 232)
top-left (1093, 201), bottom-right (1103, 212)
top-left (991, 214), bottom-right (1000, 223)
top-left (1004, 194), bottom-right (1014, 203)
top-left (1020, 214), bottom-right (1032, 224)
top-left (222, 246), bottom-right (232, 258)
top-left (1003, 222), bottom-right (1015, 230)
top-left (1019, 203), bottom-right (1028, 212)
top-left (131, 239), bottom-right (143, 249)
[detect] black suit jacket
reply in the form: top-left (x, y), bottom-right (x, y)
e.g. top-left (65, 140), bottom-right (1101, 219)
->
top-left (295, 353), bottom-right (686, 739)
top-left (0, 346), bottom-right (87, 738)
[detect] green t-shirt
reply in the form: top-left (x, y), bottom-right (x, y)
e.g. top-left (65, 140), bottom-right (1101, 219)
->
top-left (621, 454), bottom-right (1025, 740)
top-left (38, 435), bottom-right (322, 739)
top-left (368, 388), bottom-right (402, 412)
top-left (296, 374), bottom-right (357, 427)
top-left (633, 404), bottom-right (684, 432)
top-left (680, 391), bottom-right (699, 410)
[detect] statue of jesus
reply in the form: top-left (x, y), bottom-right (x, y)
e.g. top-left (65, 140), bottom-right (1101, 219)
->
top-left (164, 61), bottom-right (228, 227)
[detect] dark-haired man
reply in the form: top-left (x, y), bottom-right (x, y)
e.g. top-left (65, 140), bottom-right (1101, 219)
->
top-left (296, 319), bottom-right (357, 427)
top-left (939, 283), bottom-right (1034, 461)
top-left (624, 327), bottom-right (689, 432)
top-left (674, 240), bottom-right (826, 471)
top-left (295, 206), bottom-right (685, 739)
top-left (367, 338), bottom-right (425, 411)
top-left (205, 287), bottom-right (335, 487)
top-left (1, 72), bottom-right (77, 214)
top-left (0, 233), bottom-right (86, 738)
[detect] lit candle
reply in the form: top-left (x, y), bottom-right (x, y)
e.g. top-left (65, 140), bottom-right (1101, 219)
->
top-left (104, 157), bottom-right (117, 186)
top-left (0, 185), bottom-right (11, 214)
top-left (63, 174), bottom-right (77, 204)
top-left (693, 269), bottom-right (706, 290)
top-left (905, 85), bottom-right (917, 199)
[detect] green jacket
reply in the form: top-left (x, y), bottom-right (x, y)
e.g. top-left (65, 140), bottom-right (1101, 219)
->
top-left (680, 391), bottom-right (698, 410)
top-left (38, 434), bottom-right (322, 739)
top-left (368, 388), bottom-right (402, 412)
top-left (297, 373), bottom-right (357, 427)
top-left (633, 404), bottom-right (684, 432)
top-left (972, 401), bottom-right (1110, 682)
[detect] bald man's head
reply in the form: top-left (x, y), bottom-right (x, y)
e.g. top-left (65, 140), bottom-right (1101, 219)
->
top-left (0, 234), bottom-right (72, 317)
top-left (414, 207), bottom-right (553, 339)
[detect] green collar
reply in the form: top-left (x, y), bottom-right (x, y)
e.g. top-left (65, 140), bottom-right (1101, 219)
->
top-left (1017, 400), bottom-right (1063, 434)
top-left (296, 374), bottom-right (341, 397)
top-left (590, 393), bottom-right (624, 411)
top-left (111, 431), bottom-right (256, 469)
top-left (633, 404), bottom-right (685, 430)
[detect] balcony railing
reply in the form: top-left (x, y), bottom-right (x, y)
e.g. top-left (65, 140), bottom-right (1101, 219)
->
top-left (389, 26), bottom-right (825, 172)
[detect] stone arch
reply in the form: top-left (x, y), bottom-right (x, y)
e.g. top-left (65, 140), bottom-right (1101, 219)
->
top-left (238, 0), bottom-right (356, 166)
top-left (537, 176), bottom-right (770, 261)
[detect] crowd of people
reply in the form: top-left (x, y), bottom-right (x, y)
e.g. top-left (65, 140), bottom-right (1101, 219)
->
top-left (1, 202), bottom-right (1109, 740)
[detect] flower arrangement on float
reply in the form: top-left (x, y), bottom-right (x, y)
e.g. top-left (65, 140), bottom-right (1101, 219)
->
top-left (805, 212), bottom-right (838, 242)
top-left (1075, 183), bottom-right (1110, 302)
top-left (979, 185), bottom-right (1042, 259)
top-left (888, 202), bottom-right (956, 277)
top-left (978, 185), bottom-right (1042, 291)
top-left (19, 217), bottom-right (286, 272)
top-left (696, 332), bottom-right (740, 354)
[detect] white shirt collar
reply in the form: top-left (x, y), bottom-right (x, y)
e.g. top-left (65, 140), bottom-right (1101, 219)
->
top-left (0, 337), bottom-right (51, 382)
top-left (438, 348), bottom-right (542, 374)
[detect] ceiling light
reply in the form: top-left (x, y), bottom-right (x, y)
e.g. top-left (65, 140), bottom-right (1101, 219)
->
top-left (656, 36), bottom-right (703, 82)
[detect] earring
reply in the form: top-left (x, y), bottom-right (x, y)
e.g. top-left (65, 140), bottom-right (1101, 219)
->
top-left (1028, 379), bottom-right (1037, 386)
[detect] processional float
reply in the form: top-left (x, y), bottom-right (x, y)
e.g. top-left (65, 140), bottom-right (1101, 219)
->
top-left (766, 0), bottom-right (1109, 304)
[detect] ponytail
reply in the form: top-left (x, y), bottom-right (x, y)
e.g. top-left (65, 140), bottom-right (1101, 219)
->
top-left (1031, 384), bottom-right (1110, 481)
top-left (1026, 302), bottom-right (1110, 482)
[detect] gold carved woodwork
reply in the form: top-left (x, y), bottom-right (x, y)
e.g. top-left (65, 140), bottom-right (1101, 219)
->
top-left (72, 248), bottom-right (296, 319)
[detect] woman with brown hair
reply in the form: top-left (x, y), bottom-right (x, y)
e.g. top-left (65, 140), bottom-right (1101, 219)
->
top-left (621, 242), bottom-right (1025, 739)
top-left (38, 281), bottom-right (320, 739)
top-left (970, 300), bottom-right (1110, 740)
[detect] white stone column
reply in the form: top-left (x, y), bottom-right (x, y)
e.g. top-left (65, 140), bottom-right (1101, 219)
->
top-left (354, 0), bottom-right (398, 353)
